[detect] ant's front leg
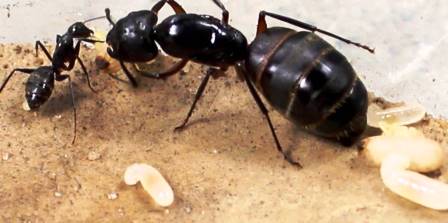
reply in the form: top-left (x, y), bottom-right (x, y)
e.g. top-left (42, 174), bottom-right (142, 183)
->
top-left (118, 59), bottom-right (139, 87)
top-left (72, 40), bottom-right (98, 93)
top-left (106, 45), bottom-right (138, 87)
top-left (235, 62), bottom-right (302, 168)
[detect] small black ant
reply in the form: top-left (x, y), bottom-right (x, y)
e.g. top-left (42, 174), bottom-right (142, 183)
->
top-left (0, 16), bottom-right (104, 144)
top-left (104, 0), bottom-right (374, 167)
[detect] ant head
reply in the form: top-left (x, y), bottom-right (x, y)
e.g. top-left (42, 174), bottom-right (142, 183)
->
top-left (67, 22), bottom-right (94, 38)
top-left (106, 10), bottom-right (159, 62)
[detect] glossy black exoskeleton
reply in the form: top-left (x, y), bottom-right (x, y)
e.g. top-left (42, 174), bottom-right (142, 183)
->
top-left (35, 18), bottom-right (105, 92)
top-left (105, 0), bottom-right (374, 167)
top-left (243, 12), bottom-right (375, 147)
top-left (104, 0), bottom-right (246, 87)
top-left (0, 18), bottom-right (104, 144)
top-left (154, 13), bottom-right (247, 67)
top-left (241, 11), bottom-right (372, 167)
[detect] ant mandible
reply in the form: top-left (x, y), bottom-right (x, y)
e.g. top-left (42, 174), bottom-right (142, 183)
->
top-left (0, 16), bottom-right (104, 144)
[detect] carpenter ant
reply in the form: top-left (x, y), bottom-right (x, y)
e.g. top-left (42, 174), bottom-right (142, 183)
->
top-left (105, 0), bottom-right (374, 167)
top-left (103, 0), bottom-right (244, 87)
top-left (0, 17), bottom-right (104, 144)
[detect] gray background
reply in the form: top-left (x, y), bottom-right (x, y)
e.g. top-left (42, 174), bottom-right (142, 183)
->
top-left (1, 0), bottom-right (447, 118)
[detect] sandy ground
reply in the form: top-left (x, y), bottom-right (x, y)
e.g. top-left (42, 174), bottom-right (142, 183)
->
top-left (0, 43), bottom-right (447, 222)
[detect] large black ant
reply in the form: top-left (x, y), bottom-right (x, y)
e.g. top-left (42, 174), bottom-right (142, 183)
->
top-left (0, 17), bottom-right (104, 144)
top-left (104, 0), bottom-right (374, 167)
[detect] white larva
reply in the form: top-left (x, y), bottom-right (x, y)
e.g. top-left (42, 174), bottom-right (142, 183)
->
top-left (124, 163), bottom-right (174, 207)
top-left (363, 134), bottom-right (444, 173)
top-left (367, 103), bottom-right (426, 128)
top-left (22, 100), bottom-right (31, 111)
top-left (363, 123), bottom-right (447, 210)
top-left (381, 155), bottom-right (448, 210)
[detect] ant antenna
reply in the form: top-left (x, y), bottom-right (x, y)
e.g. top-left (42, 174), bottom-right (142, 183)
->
top-left (83, 15), bottom-right (107, 24)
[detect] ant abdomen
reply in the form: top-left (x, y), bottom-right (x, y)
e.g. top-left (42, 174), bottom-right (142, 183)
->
top-left (246, 28), bottom-right (368, 145)
top-left (24, 66), bottom-right (55, 110)
top-left (312, 79), bottom-right (368, 145)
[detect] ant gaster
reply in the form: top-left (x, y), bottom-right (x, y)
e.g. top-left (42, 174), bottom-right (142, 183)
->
top-left (0, 17), bottom-right (104, 144)
top-left (105, 0), bottom-right (374, 167)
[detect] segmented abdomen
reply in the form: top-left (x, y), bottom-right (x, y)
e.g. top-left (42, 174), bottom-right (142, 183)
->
top-left (25, 67), bottom-right (54, 109)
top-left (246, 27), bottom-right (368, 143)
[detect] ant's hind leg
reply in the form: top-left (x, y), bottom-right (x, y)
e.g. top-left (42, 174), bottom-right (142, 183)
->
top-left (235, 62), bottom-right (302, 168)
top-left (0, 68), bottom-right (35, 93)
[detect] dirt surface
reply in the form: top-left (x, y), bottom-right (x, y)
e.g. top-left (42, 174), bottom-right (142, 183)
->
top-left (0, 43), bottom-right (447, 222)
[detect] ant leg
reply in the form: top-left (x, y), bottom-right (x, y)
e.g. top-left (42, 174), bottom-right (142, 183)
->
top-left (256, 11), bottom-right (374, 53)
top-left (134, 59), bottom-right (188, 79)
top-left (67, 76), bottom-right (77, 144)
top-left (174, 68), bottom-right (213, 131)
top-left (34, 41), bottom-right (53, 61)
top-left (106, 73), bottom-right (130, 84)
top-left (72, 41), bottom-right (97, 93)
top-left (119, 60), bottom-right (138, 87)
top-left (0, 68), bottom-right (35, 93)
top-left (105, 8), bottom-right (116, 26)
top-left (210, 0), bottom-right (229, 24)
top-left (62, 41), bottom-right (82, 71)
top-left (76, 57), bottom-right (97, 93)
top-left (235, 62), bottom-right (302, 168)
top-left (105, 46), bottom-right (138, 87)
top-left (151, 0), bottom-right (186, 15)
top-left (79, 38), bottom-right (104, 44)
top-left (55, 74), bottom-right (77, 144)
